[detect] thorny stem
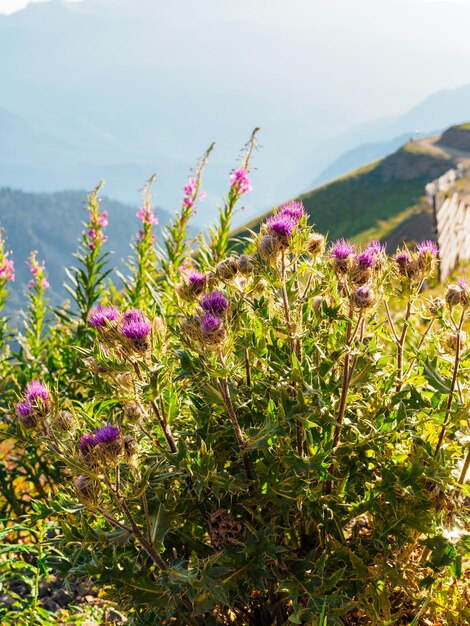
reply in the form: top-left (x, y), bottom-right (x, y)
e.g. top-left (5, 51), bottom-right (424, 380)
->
top-left (96, 506), bottom-right (133, 534)
top-left (119, 500), bottom-right (168, 571)
top-left (244, 347), bottom-right (251, 387)
top-left (216, 360), bottom-right (253, 482)
top-left (434, 309), bottom-right (466, 456)
top-left (396, 300), bottom-right (413, 392)
top-left (130, 359), bottom-right (177, 453)
top-left (403, 318), bottom-right (435, 379)
top-left (458, 448), bottom-right (470, 484)
top-left (384, 300), bottom-right (399, 342)
top-left (280, 249), bottom-right (304, 456)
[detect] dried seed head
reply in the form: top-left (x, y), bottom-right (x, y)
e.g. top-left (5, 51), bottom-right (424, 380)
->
top-left (306, 233), bottom-right (325, 257)
top-left (216, 257), bottom-right (239, 281)
top-left (258, 234), bottom-right (281, 261)
top-left (428, 297), bottom-right (445, 317)
top-left (237, 254), bottom-right (254, 275)
top-left (445, 284), bottom-right (464, 307)
top-left (205, 271), bottom-right (218, 290)
top-left (349, 264), bottom-right (373, 286)
top-left (54, 410), bottom-right (75, 433)
top-left (123, 435), bottom-right (139, 459)
top-left (351, 285), bottom-right (375, 309)
top-left (443, 330), bottom-right (467, 355)
top-left (123, 402), bottom-right (144, 424)
top-left (74, 474), bottom-right (100, 505)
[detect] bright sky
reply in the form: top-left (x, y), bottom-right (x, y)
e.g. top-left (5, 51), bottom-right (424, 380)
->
top-left (0, 0), bottom-right (81, 15)
top-left (0, 0), bottom-right (463, 14)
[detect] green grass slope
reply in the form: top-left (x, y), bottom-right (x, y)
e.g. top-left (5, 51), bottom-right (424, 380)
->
top-left (234, 142), bottom-right (453, 245)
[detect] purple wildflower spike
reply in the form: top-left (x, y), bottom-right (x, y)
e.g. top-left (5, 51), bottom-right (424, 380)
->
top-left (200, 291), bottom-right (228, 316)
top-left (230, 168), bottom-right (252, 195)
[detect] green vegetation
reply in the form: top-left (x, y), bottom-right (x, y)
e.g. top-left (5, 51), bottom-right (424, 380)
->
top-left (234, 144), bottom-right (452, 246)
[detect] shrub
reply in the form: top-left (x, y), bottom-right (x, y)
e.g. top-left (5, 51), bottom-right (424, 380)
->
top-left (2, 133), bottom-right (470, 625)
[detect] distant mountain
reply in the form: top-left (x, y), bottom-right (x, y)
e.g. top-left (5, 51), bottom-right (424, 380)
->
top-left (291, 83), bottom-right (470, 196)
top-left (235, 125), bottom-right (470, 248)
top-left (0, 188), bottom-right (172, 312)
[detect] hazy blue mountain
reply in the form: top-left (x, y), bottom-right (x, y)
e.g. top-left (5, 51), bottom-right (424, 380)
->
top-left (0, 187), bottom-right (172, 313)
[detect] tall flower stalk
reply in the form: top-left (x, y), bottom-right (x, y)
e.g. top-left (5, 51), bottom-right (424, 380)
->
top-left (208, 128), bottom-right (259, 263)
top-left (162, 143), bottom-right (215, 283)
top-left (64, 181), bottom-right (111, 326)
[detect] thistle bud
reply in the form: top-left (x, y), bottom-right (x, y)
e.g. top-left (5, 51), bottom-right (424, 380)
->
top-left (351, 285), bottom-right (375, 309)
top-left (445, 284), bottom-right (464, 307)
top-left (182, 317), bottom-right (203, 342)
top-left (54, 410), bottom-right (75, 433)
top-left (75, 474), bottom-right (100, 505)
top-left (443, 330), bottom-right (467, 354)
top-left (216, 257), bottom-right (239, 281)
top-left (428, 297), bottom-right (445, 317)
top-left (123, 402), bottom-right (144, 424)
top-left (237, 254), bottom-right (254, 275)
top-left (258, 234), bottom-right (281, 261)
top-left (306, 233), bottom-right (325, 257)
top-left (123, 435), bottom-right (139, 459)
top-left (200, 313), bottom-right (226, 345)
top-left (205, 271), bottom-right (218, 290)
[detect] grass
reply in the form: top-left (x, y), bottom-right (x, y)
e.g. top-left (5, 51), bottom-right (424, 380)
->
top-left (234, 144), bottom-right (452, 245)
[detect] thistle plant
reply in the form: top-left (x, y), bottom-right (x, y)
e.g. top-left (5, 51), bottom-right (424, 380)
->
top-left (2, 158), bottom-right (470, 626)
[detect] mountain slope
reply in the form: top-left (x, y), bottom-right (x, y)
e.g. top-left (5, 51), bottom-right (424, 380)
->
top-left (235, 133), bottom-right (459, 246)
top-left (0, 188), bottom-right (171, 311)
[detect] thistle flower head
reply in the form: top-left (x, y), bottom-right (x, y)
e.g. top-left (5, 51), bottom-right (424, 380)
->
top-left (416, 240), bottom-right (438, 256)
top-left (200, 290), bottom-right (228, 316)
top-left (75, 474), bottom-right (100, 505)
top-left (25, 380), bottom-right (49, 403)
top-left (306, 233), bottom-right (326, 257)
top-left (331, 239), bottom-right (355, 260)
top-left (187, 270), bottom-right (206, 289)
top-left (395, 250), bottom-right (412, 268)
top-left (94, 424), bottom-right (120, 445)
top-left (79, 433), bottom-right (97, 456)
top-left (258, 234), bottom-right (281, 261)
top-left (87, 304), bottom-right (120, 328)
top-left (121, 309), bottom-right (152, 347)
top-left (267, 213), bottom-right (296, 242)
top-left (201, 313), bottom-right (221, 332)
top-left (237, 254), bottom-right (254, 275)
top-left (278, 201), bottom-right (305, 223)
top-left (351, 285), bottom-right (375, 309)
top-left (16, 400), bottom-right (33, 417)
top-left (355, 248), bottom-right (377, 269)
top-left (230, 168), bottom-right (252, 195)
top-left (216, 257), bottom-right (239, 281)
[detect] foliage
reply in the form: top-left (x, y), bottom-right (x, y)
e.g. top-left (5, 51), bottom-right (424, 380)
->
top-left (0, 133), bottom-right (469, 626)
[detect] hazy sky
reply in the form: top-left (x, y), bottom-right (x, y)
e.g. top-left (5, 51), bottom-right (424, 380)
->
top-left (1, 0), bottom-right (470, 220)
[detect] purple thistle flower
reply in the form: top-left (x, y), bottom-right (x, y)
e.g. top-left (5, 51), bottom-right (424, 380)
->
top-left (79, 433), bottom-right (97, 455)
top-left (416, 240), bottom-right (438, 256)
top-left (121, 309), bottom-right (151, 341)
top-left (200, 290), bottom-right (228, 316)
top-left (94, 424), bottom-right (120, 445)
top-left (366, 240), bottom-right (386, 254)
top-left (16, 400), bottom-right (32, 417)
top-left (201, 313), bottom-right (221, 332)
top-left (267, 213), bottom-right (296, 239)
top-left (395, 250), bottom-right (412, 268)
top-left (187, 270), bottom-right (206, 289)
top-left (278, 201), bottom-right (305, 222)
top-left (87, 304), bottom-right (120, 327)
top-left (331, 238), bottom-right (355, 259)
top-left (25, 380), bottom-right (49, 403)
top-left (355, 248), bottom-right (376, 269)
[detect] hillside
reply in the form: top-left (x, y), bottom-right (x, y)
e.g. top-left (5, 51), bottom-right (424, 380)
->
top-left (0, 188), bottom-right (172, 312)
top-left (235, 123), bottom-right (470, 251)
